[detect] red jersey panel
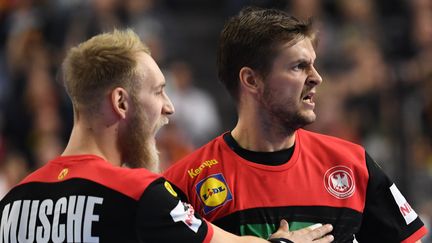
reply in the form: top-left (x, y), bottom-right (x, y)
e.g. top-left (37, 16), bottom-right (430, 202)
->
top-left (165, 129), bottom-right (368, 220)
top-left (18, 154), bottom-right (159, 200)
top-left (164, 129), bottom-right (427, 242)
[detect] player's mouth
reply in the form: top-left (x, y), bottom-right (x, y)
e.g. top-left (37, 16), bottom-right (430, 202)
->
top-left (302, 92), bottom-right (315, 107)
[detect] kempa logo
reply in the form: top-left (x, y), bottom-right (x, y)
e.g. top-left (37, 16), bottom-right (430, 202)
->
top-left (188, 159), bottom-right (219, 178)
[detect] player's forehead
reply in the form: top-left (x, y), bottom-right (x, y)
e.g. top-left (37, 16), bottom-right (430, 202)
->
top-left (276, 38), bottom-right (317, 63)
top-left (136, 52), bottom-right (165, 88)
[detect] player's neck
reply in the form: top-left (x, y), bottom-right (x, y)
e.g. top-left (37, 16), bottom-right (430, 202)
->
top-left (231, 118), bottom-right (296, 152)
top-left (62, 121), bottom-right (122, 167)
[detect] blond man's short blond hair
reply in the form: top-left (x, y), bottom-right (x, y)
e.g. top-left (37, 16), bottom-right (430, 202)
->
top-left (62, 29), bottom-right (150, 113)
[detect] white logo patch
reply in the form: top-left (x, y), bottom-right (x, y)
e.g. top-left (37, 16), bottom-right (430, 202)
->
top-left (390, 184), bottom-right (418, 225)
top-left (170, 201), bottom-right (202, 233)
top-left (324, 166), bottom-right (355, 199)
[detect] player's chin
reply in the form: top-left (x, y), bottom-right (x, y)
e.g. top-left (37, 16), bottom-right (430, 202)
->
top-left (300, 111), bottom-right (317, 124)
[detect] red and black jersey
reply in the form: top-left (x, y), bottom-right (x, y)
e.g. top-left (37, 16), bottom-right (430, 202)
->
top-left (164, 129), bottom-right (427, 243)
top-left (0, 155), bottom-right (213, 243)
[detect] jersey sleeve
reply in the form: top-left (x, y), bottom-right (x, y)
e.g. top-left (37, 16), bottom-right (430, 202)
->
top-left (135, 177), bottom-right (213, 243)
top-left (356, 152), bottom-right (427, 242)
top-left (163, 164), bottom-right (192, 200)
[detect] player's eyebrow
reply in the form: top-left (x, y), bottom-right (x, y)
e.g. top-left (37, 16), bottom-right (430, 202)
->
top-left (293, 58), bottom-right (313, 65)
top-left (153, 82), bottom-right (166, 90)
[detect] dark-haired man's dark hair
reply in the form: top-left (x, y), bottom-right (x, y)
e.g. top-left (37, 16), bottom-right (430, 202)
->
top-left (217, 7), bottom-right (317, 102)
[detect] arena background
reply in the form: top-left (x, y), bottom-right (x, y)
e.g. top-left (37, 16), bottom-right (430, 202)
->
top-left (0, 0), bottom-right (431, 241)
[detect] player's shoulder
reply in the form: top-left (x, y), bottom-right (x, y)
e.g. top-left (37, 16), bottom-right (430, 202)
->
top-left (298, 129), bottom-right (368, 174)
top-left (20, 155), bottom-right (161, 201)
top-left (166, 135), bottom-right (223, 171)
top-left (298, 129), bottom-right (364, 151)
top-left (110, 165), bottom-right (160, 185)
top-left (87, 161), bottom-right (162, 200)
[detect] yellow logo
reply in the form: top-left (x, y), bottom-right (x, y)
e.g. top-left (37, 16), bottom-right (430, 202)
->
top-left (164, 181), bottom-right (178, 197)
top-left (58, 168), bottom-right (69, 180)
top-left (199, 178), bottom-right (228, 207)
top-left (188, 159), bottom-right (218, 178)
top-left (196, 174), bottom-right (232, 214)
top-left (195, 173), bottom-right (233, 214)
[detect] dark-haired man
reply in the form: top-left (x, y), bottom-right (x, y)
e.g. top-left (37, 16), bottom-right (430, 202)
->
top-left (164, 7), bottom-right (427, 243)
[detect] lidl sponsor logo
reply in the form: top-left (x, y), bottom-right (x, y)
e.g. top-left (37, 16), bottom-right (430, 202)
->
top-left (170, 201), bottom-right (202, 233)
top-left (390, 184), bottom-right (418, 224)
top-left (188, 159), bottom-right (218, 178)
top-left (195, 173), bottom-right (232, 214)
top-left (164, 181), bottom-right (178, 197)
top-left (324, 165), bottom-right (355, 199)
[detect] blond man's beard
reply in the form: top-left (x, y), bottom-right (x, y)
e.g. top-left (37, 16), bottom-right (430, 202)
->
top-left (119, 104), bottom-right (168, 172)
top-left (139, 139), bottom-right (160, 173)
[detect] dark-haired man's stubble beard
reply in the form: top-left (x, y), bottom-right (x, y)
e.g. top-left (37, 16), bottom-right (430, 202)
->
top-left (260, 85), bottom-right (316, 136)
top-left (119, 104), bottom-right (165, 173)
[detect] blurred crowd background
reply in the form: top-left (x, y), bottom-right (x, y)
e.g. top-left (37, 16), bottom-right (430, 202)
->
top-left (0, 0), bottom-right (431, 240)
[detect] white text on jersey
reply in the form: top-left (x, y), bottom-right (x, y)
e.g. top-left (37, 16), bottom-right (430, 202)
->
top-left (1, 196), bottom-right (103, 243)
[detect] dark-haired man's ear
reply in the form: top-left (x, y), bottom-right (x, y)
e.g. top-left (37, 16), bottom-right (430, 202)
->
top-left (111, 87), bottom-right (129, 119)
top-left (239, 67), bottom-right (260, 94)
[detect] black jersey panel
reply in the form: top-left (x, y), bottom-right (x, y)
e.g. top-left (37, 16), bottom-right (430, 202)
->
top-left (356, 153), bottom-right (425, 243)
top-left (136, 178), bottom-right (210, 243)
top-left (213, 205), bottom-right (361, 243)
top-left (0, 178), bottom-right (139, 243)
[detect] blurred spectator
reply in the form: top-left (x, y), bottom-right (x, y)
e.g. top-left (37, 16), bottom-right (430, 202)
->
top-left (401, 0), bottom-right (432, 213)
top-left (166, 60), bottom-right (221, 147)
top-left (0, 2), bottom-right (430, 236)
top-left (156, 122), bottom-right (195, 171)
top-left (0, 152), bottom-right (29, 199)
top-left (2, 0), bottom-right (68, 171)
top-left (288, 0), bottom-right (321, 20)
top-left (124, 0), bottom-right (166, 63)
top-left (2, 0), bottom-right (47, 168)
top-left (64, 0), bottom-right (124, 48)
top-left (419, 200), bottom-right (432, 242)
